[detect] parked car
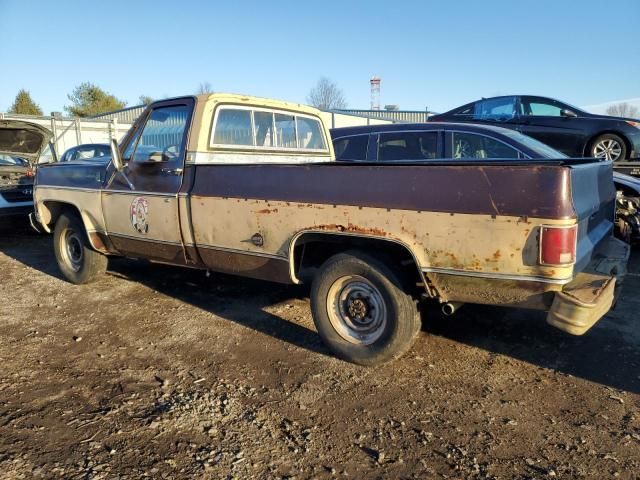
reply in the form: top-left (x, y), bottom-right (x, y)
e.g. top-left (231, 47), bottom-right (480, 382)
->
top-left (0, 120), bottom-right (52, 219)
top-left (60, 143), bottom-right (110, 162)
top-left (428, 95), bottom-right (640, 164)
top-left (30, 95), bottom-right (628, 365)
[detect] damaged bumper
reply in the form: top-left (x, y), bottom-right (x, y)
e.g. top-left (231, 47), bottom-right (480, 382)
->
top-left (547, 236), bottom-right (630, 335)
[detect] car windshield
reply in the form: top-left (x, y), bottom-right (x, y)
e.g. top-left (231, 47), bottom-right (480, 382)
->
top-left (498, 130), bottom-right (568, 159)
top-left (0, 154), bottom-right (28, 166)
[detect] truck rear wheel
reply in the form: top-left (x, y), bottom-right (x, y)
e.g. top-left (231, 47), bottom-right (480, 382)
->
top-left (53, 212), bottom-right (107, 284)
top-left (310, 251), bottom-right (421, 365)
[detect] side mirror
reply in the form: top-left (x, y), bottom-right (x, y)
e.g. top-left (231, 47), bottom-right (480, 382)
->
top-left (110, 138), bottom-right (124, 171)
top-left (561, 109), bottom-right (577, 118)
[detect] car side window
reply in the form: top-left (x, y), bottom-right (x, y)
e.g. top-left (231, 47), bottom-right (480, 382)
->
top-left (131, 105), bottom-right (190, 163)
top-left (473, 97), bottom-right (517, 121)
top-left (333, 135), bottom-right (369, 161)
top-left (378, 132), bottom-right (438, 161)
top-left (452, 132), bottom-right (519, 159)
top-left (521, 98), bottom-right (563, 116)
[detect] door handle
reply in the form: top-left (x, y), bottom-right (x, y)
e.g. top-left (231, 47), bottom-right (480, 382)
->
top-left (161, 168), bottom-right (183, 176)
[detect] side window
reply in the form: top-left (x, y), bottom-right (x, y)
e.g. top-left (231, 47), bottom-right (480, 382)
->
top-left (213, 109), bottom-right (253, 146)
top-left (522, 98), bottom-right (563, 116)
top-left (254, 111), bottom-right (274, 147)
top-left (452, 132), bottom-right (519, 159)
top-left (378, 132), bottom-right (438, 161)
top-left (473, 97), bottom-right (517, 121)
top-left (131, 105), bottom-right (189, 162)
top-left (296, 117), bottom-right (326, 150)
top-left (274, 113), bottom-right (296, 148)
top-left (333, 135), bottom-right (369, 161)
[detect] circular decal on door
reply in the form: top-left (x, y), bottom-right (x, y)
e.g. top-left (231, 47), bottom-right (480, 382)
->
top-left (130, 196), bottom-right (149, 235)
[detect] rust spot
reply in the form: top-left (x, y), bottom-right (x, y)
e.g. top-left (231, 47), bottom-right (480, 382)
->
top-left (492, 250), bottom-right (501, 260)
top-left (256, 208), bottom-right (278, 214)
top-left (311, 224), bottom-right (387, 236)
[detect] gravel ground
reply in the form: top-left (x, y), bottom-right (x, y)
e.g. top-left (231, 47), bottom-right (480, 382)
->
top-left (0, 223), bottom-right (639, 479)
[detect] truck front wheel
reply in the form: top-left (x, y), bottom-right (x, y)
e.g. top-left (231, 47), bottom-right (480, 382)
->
top-left (53, 212), bottom-right (107, 284)
top-left (310, 251), bottom-right (421, 366)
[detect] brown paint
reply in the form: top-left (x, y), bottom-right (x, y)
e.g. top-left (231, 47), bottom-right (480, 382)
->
top-left (190, 163), bottom-right (575, 219)
top-left (198, 248), bottom-right (291, 284)
top-left (109, 235), bottom-right (186, 264)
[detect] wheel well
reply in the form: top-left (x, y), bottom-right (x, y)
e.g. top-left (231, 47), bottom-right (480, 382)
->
top-left (291, 232), bottom-right (427, 297)
top-left (41, 201), bottom-right (82, 230)
top-left (585, 131), bottom-right (631, 157)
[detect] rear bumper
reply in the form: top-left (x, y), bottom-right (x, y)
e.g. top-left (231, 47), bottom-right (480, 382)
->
top-left (546, 236), bottom-right (629, 335)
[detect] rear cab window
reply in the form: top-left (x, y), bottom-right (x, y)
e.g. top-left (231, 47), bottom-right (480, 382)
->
top-left (210, 106), bottom-right (328, 154)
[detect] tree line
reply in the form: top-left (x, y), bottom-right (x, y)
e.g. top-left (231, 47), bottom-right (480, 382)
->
top-left (6, 77), bottom-right (349, 118)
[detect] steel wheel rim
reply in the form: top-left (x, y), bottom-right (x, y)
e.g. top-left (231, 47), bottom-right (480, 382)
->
top-left (326, 275), bottom-right (387, 345)
top-left (593, 139), bottom-right (622, 161)
top-left (61, 229), bottom-right (83, 272)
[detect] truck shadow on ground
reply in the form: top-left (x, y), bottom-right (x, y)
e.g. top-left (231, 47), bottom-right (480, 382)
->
top-left (106, 257), bottom-right (332, 358)
top-left (422, 291), bottom-right (640, 394)
top-left (1, 231), bottom-right (638, 393)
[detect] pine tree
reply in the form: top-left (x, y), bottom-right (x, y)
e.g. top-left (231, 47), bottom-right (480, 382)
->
top-left (8, 89), bottom-right (43, 115)
top-left (65, 82), bottom-right (126, 117)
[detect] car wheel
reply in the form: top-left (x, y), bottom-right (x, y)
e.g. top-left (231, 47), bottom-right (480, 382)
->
top-left (54, 211), bottom-right (107, 284)
top-left (310, 251), bottom-right (421, 366)
top-left (591, 134), bottom-right (627, 162)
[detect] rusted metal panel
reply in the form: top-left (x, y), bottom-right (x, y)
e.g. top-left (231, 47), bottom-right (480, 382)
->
top-left (188, 195), bottom-right (575, 283)
top-left (427, 272), bottom-right (558, 308)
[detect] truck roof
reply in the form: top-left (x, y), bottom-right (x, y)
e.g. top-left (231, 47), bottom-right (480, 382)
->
top-left (191, 93), bottom-right (324, 117)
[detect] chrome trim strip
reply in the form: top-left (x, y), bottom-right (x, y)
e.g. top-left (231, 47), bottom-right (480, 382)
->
top-left (35, 185), bottom-right (98, 193)
top-left (110, 233), bottom-right (183, 246)
top-left (197, 243), bottom-right (286, 260)
top-left (186, 151), bottom-right (332, 165)
top-left (103, 190), bottom-right (177, 197)
top-left (35, 185), bottom-right (178, 198)
top-left (422, 266), bottom-right (572, 285)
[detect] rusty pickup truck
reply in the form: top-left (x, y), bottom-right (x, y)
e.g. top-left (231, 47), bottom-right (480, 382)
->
top-left (30, 94), bottom-right (629, 365)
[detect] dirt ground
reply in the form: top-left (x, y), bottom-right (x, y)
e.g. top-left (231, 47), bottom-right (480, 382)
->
top-left (0, 222), bottom-right (639, 480)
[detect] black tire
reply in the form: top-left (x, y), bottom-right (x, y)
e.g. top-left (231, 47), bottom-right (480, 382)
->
top-left (590, 133), bottom-right (627, 162)
top-left (310, 251), bottom-right (421, 366)
top-left (53, 211), bottom-right (107, 284)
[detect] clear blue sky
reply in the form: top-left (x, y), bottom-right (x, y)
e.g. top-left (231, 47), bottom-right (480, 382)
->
top-left (1, 0), bottom-right (638, 114)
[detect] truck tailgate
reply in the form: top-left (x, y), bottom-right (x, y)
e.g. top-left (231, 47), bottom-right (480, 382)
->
top-left (569, 160), bottom-right (616, 272)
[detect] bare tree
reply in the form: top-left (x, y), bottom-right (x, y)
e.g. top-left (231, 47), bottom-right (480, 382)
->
top-left (196, 82), bottom-right (214, 95)
top-left (306, 77), bottom-right (347, 110)
top-left (606, 102), bottom-right (639, 118)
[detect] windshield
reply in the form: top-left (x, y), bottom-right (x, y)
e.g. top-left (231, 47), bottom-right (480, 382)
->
top-left (499, 130), bottom-right (568, 159)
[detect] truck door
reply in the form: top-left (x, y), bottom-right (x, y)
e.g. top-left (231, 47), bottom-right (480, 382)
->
top-left (102, 98), bottom-right (194, 262)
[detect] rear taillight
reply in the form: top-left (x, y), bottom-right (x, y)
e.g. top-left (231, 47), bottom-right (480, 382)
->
top-left (539, 225), bottom-right (577, 266)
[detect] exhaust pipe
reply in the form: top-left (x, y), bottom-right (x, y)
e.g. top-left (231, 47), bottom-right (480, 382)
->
top-left (442, 302), bottom-right (463, 316)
